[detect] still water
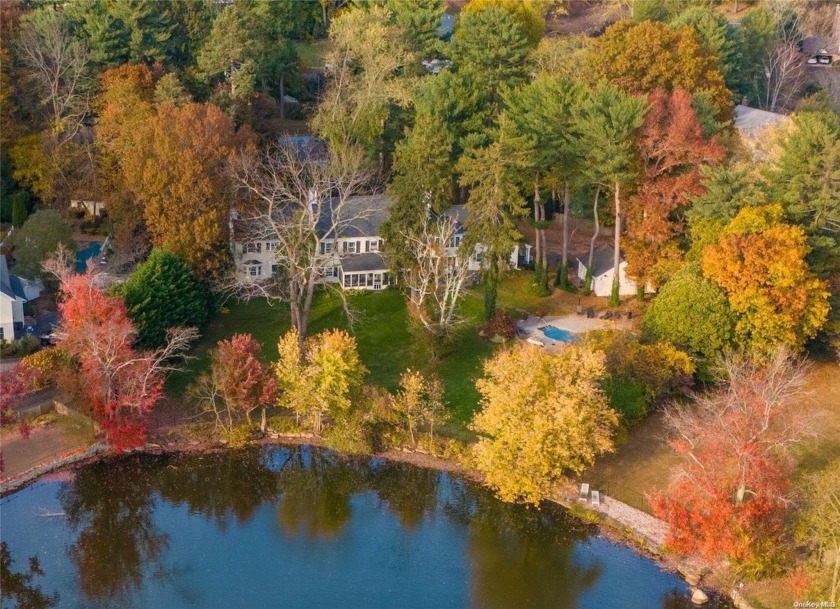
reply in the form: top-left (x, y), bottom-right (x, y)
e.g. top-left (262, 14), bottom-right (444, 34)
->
top-left (0, 446), bottom-right (732, 609)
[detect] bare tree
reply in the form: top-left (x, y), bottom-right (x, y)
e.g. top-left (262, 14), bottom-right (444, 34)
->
top-left (230, 144), bottom-right (374, 350)
top-left (762, 42), bottom-right (806, 112)
top-left (401, 211), bottom-right (471, 341)
top-left (664, 349), bottom-right (815, 508)
top-left (17, 11), bottom-right (91, 146)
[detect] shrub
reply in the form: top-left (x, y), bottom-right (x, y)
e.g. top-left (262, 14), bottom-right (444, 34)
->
top-left (20, 348), bottom-right (73, 387)
top-left (602, 376), bottom-right (648, 427)
top-left (481, 310), bottom-right (516, 342)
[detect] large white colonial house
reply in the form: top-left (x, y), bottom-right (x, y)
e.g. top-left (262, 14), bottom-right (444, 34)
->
top-left (232, 196), bottom-right (531, 291)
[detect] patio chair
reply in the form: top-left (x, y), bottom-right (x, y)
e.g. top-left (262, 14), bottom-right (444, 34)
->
top-left (591, 490), bottom-right (601, 506)
top-left (586, 307), bottom-right (595, 319)
top-left (578, 483), bottom-right (590, 502)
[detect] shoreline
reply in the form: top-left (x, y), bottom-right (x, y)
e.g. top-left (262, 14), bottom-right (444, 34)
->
top-left (0, 432), bottom-right (739, 607)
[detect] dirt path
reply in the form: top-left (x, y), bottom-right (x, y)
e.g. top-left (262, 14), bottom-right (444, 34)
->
top-left (0, 425), bottom-right (90, 481)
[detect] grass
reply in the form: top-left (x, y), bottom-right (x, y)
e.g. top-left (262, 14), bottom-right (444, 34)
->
top-left (166, 287), bottom-right (497, 428)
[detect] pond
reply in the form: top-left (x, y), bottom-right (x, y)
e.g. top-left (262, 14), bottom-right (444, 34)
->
top-left (0, 446), bottom-right (733, 609)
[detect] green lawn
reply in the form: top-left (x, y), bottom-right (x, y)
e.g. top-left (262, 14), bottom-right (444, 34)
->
top-left (167, 288), bottom-right (495, 427)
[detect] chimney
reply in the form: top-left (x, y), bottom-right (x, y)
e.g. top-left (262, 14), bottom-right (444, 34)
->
top-left (741, 96), bottom-right (749, 107)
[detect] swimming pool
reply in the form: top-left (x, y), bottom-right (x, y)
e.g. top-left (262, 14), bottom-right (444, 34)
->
top-left (539, 325), bottom-right (576, 342)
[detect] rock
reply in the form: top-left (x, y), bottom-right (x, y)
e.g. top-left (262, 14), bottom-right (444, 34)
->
top-left (189, 440), bottom-right (200, 446)
top-left (691, 588), bottom-right (709, 605)
top-left (684, 573), bottom-right (700, 586)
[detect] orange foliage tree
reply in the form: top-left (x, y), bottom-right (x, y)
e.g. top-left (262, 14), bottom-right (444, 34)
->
top-left (121, 102), bottom-right (249, 278)
top-left (702, 205), bottom-right (830, 352)
top-left (588, 20), bottom-right (731, 118)
top-left (49, 253), bottom-right (195, 450)
top-left (624, 89), bottom-right (725, 290)
top-left (652, 351), bottom-right (813, 573)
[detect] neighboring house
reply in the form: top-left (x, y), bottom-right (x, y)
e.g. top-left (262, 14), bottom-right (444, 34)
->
top-left (70, 200), bottom-right (106, 217)
top-left (232, 197), bottom-right (531, 291)
top-left (733, 104), bottom-right (790, 158)
top-left (575, 244), bottom-right (642, 298)
top-left (441, 205), bottom-right (532, 272)
top-left (0, 255), bottom-right (40, 341)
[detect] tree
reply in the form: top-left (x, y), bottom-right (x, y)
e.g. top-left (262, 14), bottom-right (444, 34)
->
top-left (153, 72), bottom-right (191, 107)
top-left (798, 459), bottom-right (840, 603)
top-left (531, 34), bottom-right (592, 81)
top-left (231, 144), bottom-right (372, 348)
top-left (193, 334), bottom-right (276, 438)
top-left (8, 210), bottom-right (75, 279)
top-left (391, 369), bottom-right (445, 451)
top-left (120, 250), bottom-right (210, 349)
top-left (17, 9), bottom-right (92, 146)
top-left (624, 89), bottom-right (724, 291)
top-left (502, 76), bottom-right (584, 292)
top-left (452, 7), bottom-right (533, 113)
top-left (400, 211), bottom-right (472, 354)
top-left (471, 343), bottom-right (618, 506)
top-left (588, 20), bottom-right (730, 118)
top-left (702, 205), bottom-right (830, 352)
top-left (764, 111), bottom-right (840, 275)
top-left (197, 3), bottom-right (260, 100)
top-left (458, 136), bottom-right (529, 320)
top-left (575, 82), bottom-right (647, 305)
top-left (275, 328), bottom-right (366, 434)
top-left (47, 254), bottom-right (195, 451)
top-left (642, 262), bottom-right (736, 363)
top-left (670, 7), bottom-right (739, 91)
top-left (461, 0), bottom-right (550, 47)
top-left (121, 102), bottom-right (244, 278)
top-left (10, 190), bottom-right (29, 229)
top-left (312, 4), bottom-right (414, 168)
top-left (387, 0), bottom-right (444, 58)
top-left (652, 350), bottom-right (812, 572)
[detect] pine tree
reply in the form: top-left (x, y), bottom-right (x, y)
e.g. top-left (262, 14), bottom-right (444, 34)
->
top-left (387, 0), bottom-right (444, 58)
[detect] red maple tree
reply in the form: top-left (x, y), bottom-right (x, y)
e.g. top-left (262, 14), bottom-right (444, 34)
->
top-left (52, 261), bottom-right (194, 451)
top-left (652, 351), bottom-right (812, 571)
top-left (625, 89), bottom-right (724, 289)
top-left (211, 333), bottom-right (276, 428)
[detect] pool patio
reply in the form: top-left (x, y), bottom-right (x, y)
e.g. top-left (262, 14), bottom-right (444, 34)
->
top-left (517, 313), bottom-right (633, 349)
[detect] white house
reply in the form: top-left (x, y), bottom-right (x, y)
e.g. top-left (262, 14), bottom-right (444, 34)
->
top-left (576, 244), bottom-right (641, 298)
top-left (442, 205), bottom-right (532, 272)
top-left (232, 196), bottom-right (531, 291)
top-left (0, 256), bottom-right (31, 341)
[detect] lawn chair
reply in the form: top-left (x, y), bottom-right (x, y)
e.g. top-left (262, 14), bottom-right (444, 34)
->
top-left (578, 483), bottom-right (590, 502)
top-left (591, 490), bottom-right (601, 506)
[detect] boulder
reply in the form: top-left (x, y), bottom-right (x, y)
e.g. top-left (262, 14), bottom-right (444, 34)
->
top-left (691, 588), bottom-right (709, 605)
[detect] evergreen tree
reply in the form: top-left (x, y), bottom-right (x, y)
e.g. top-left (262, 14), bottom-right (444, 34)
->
top-left (452, 7), bottom-right (533, 114)
top-left (9, 191), bottom-right (30, 229)
top-left (120, 250), bottom-right (210, 349)
top-left (458, 135), bottom-right (529, 320)
top-left (575, 82), bottom-right (646, 306)
top-left (387, 0), bottom-right (444, 58)
top-left (670, 7), bottom-right (739, 92)
top-left (8, 210), bottom-right (75, 279)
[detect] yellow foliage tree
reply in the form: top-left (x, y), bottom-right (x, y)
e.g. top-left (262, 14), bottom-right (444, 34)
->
top-left (392, 369), bottom-right (445, 451)
top-left (702, 205), bottom-right (830, 352)
top-left (275, 328), bottom-right (367, 434)
top-left (470, 344), bottom-right (618, 505)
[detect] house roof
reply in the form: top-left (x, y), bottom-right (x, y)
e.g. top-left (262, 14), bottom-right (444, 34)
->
top-left (340, 253), bottom-right (388, 274)
top-left (0, 255), bottom-right (26, 301)
top-left (576, 244), bottom-right (623, 277)
top-left (733, 105), bottom-right (788, 141)
top-left (318, 195), bottom-right (395, 238)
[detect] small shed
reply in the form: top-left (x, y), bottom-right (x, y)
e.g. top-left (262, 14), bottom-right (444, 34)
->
top-left (575, 245), bottom-right (642, 298)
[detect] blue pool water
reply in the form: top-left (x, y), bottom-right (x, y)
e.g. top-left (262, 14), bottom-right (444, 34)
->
top-left (540, 325), bottom-right (576, 342)
top-left (75, 241), bottom-right (102, 272)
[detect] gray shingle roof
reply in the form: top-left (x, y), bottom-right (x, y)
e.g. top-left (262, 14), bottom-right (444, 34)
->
top-left (734, 105), bottom-right (788, 141)
top-left (317, 195), bottom-right (395, 238)
top-left (576, 244), bottom-right (622, 277)
top-left (340, 253), bottom-right (388, 273)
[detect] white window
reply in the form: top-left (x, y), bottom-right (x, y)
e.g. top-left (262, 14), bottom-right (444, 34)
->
top-left (247, 264), bottom-right (262, 277)
top-left (369, 239), bottom-right (380, 252)
top-left (245, 242), bottom-right (262, 254)
top-left (345, 241), bottom-right (358, 254)
top-left (320, 241), bottom-right (334, 255)
top-left (266, 241), bottom-right (278, 251)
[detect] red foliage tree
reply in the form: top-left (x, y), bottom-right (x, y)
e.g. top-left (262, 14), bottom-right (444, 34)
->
top-left (210, 333), bottom-right (276, 428)
top-left (652, 350), bottom-right (812, 571)
top-left (52, 261), bottom-right (195, 451)
top-left (625, 89), bottom-right (724, 289)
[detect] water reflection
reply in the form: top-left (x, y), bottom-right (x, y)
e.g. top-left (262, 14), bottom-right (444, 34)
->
top-left (0, 542), bottom-right (59, 609)
top-left (0, 446), bottom-right (731, 609)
